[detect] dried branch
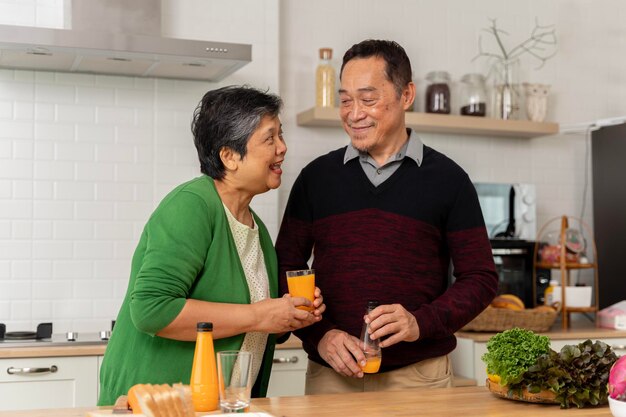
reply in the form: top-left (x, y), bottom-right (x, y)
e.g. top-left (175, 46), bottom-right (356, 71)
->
top-left (473, 18), bottom-right (558, 70)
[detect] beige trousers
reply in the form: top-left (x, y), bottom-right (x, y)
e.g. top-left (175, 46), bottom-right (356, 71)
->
top-left (305, 355), bottom-right (453, 395)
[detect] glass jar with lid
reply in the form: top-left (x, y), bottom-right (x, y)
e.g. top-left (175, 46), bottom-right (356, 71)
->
top-left (459, 73), bottom-right (487, 117)
top-left (425, 71), bottom-right (451, 114)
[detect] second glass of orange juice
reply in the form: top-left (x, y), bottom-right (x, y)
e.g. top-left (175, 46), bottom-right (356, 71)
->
top-left (360, 300), bottom-right (382, 373)
top-left (286, 269), bottom-right (315, 311)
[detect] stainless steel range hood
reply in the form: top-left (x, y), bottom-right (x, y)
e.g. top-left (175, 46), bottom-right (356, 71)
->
top-left (0, 0), bottom-right (251, 81)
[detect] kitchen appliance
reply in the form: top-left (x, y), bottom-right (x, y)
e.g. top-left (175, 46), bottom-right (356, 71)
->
top-left (474, 182), bottom-right (537, 240)
top-left (592, 123), bottom-right (626, 309)
top-left (473, 182), bottom-right (546, 307)
top-left (0, 322), bottom-right (109, 348)
top-left (0, 0), bottom-right (251, 81)
top-left (490, 239), bottom-right (551, 308)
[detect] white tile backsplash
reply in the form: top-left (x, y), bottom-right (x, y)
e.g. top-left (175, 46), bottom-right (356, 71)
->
top-left (34, 122), bottom-right (74, 141)
top-left (53, 260), bottom-right (93, 279)
top-left (0, 262), bottom-right (10, 278)
top-left (11, 260), bottom-right (31, 278)
top-left (32, 260), bottom-right (52, 279)
top-left (0, 0), bottom-right (279, 331)
top-left (0, 221), bottom-right (10, 238)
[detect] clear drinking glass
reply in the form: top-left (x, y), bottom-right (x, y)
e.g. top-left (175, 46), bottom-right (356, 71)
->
top-left (286, 269), bottom-right (315, 311)
top-left (217, 351), bottom-right (253, 413)
top-left (359, 300), bottom-right (382, 373)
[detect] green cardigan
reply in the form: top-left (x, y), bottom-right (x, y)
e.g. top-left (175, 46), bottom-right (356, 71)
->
top-left (98, 175), bottom-right (279, 405)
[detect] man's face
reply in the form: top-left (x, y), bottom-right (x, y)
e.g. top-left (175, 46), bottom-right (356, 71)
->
top-left (339, 56), bottom-right (413, 154)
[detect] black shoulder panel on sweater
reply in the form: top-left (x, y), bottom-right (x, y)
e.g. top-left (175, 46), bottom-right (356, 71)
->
top-left (292, 145), bottom-right (483, 231)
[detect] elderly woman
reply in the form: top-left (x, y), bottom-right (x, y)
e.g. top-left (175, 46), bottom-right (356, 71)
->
top-left (98, 86), bottom-right (324, 405)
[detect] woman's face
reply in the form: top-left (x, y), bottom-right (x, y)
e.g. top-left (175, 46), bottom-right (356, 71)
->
top-left (235, 115), bottom-right (286, 194)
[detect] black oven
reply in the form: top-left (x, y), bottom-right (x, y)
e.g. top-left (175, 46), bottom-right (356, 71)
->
top-left (490, 239), bottom-right (550, 308)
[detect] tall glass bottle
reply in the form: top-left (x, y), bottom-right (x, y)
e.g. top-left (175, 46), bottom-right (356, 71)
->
top-left (316, 48), bottom-right (335, 108)
top-left (360, 300), bottom-right (382, 373)
top-left (190, 322), bottom-right (218, 412)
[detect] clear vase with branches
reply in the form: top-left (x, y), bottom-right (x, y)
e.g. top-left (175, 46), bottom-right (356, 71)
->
top-left (473, 18), bottom-right (557, 120)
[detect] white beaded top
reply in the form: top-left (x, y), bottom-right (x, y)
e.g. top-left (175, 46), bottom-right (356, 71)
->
top-left (223, 203), bottom-right (269, 384)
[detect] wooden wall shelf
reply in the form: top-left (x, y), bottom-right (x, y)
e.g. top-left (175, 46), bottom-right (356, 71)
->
top-left (296, 107), bottom-right (559, 138)
top-left (535, 262), bottom-right (597, 270)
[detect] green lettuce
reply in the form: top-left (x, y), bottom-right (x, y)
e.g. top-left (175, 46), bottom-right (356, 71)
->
top-left (513, 339), bottom-right (618, 408)
top-left (482, 328), bottom-right (551, 386)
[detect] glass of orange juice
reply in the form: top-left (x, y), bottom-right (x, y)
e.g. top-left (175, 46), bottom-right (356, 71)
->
top-left (286, 269), bottom-right (315, 311)
top-left (359, 300), bottom-right (381, 373)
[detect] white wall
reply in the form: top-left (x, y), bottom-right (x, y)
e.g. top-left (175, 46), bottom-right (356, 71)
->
top-left (0, 0), bottom-right (279, 332)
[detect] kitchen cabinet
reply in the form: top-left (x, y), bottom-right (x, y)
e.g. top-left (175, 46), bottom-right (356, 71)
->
top-left (451, 327), bottom-right (626, 383)
top-left (97, 355), bottom-right (104, 399)
top-left (296, 107), bottom-right (559, 138)
top-left (267, 348), bottom-right (307, 397)
top-left (0, 341), bottom-right (306, 404)
top-left (0, 355), bottom-right (99, 411)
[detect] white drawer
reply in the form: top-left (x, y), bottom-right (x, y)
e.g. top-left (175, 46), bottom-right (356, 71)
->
top-left (267, 348), bottom-right (308, 397)
top-left (271, 348), bottom-right (307, 371)
top-left (0, 356), bottom-right (98, 410)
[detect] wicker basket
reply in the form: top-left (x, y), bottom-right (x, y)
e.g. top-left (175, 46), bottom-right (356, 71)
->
top-left (462, 306), bottom-right (558, 332)
top-left (486, 379), bottom-right (558, 404)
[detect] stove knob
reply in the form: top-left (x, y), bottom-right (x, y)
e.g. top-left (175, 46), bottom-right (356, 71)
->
top-left (66, 332), bottom-right (78, 342)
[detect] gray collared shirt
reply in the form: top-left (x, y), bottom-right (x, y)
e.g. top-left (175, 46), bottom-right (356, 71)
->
top-left (343, 129), bottom-right (424, 187)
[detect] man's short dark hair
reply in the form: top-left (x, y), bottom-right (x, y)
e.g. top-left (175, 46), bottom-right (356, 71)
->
top-left (340, 39), bottom-right (412, 97)
top-left (191, 85), bottom-right (282, 179)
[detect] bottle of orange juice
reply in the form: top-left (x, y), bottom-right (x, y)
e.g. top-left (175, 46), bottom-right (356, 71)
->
top-left (360, 300), bottom-right (381, 373)
top-left (190, 322), bottom-right (218, 411)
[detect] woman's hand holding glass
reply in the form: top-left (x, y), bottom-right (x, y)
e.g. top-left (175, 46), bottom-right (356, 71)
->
top-left (252, 287), bottom-right (324, 333)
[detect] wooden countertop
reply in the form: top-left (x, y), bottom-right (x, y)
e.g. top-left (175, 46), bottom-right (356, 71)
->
top-left (0, 386), bottom-right (612, 417)
top-left (252, 386), bottom-right (612, 417)
top-left (277, 334), bottom-right (302, 349)
top-left (7, 323), bottom-right (626, 358)
top-left (0, 335), bottom-right (303, 359)
top-left (457, 321), bottom-right (626, 342)
top-left (0, 344), bottom-right (107, 359)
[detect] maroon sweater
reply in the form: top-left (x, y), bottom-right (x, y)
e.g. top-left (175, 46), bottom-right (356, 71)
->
top-left (276, 145), bottom-right (498, 372)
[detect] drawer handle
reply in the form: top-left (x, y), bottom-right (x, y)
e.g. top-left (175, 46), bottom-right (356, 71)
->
top-left (7, 365), bottom-right (58, 375)
top-left (613, 344), bottom-right (626, 351)
top-left (273, 356), bottom-right (299, 364)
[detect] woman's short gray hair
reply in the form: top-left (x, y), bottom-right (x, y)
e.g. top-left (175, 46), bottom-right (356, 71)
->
top-left (191, 85), bottom-right (283, 179)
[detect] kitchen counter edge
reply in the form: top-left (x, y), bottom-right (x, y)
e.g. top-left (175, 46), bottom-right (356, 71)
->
top-left (0, 335), bottom-right (303, 359)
